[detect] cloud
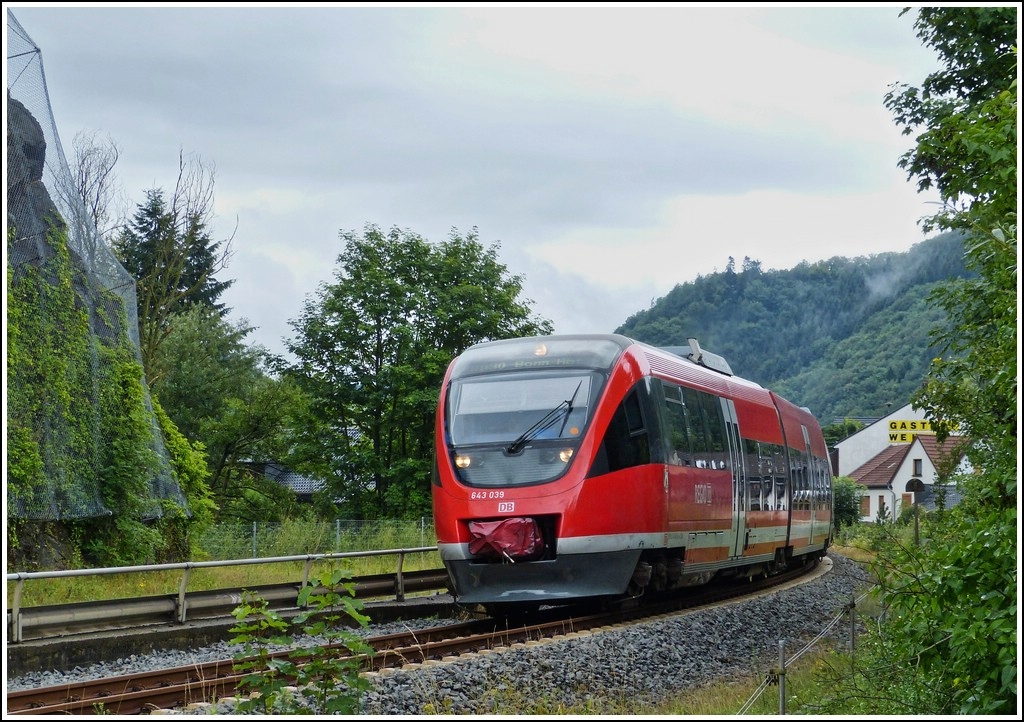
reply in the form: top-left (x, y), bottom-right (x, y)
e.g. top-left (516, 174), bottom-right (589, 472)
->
top-left (8, 4), bottom-right (943, 359)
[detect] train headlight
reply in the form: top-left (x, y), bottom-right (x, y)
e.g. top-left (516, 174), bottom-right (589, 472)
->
top-left (454, 454), bottom-right (472, 469)
top-left (558, 448), bottom-right (574, 463)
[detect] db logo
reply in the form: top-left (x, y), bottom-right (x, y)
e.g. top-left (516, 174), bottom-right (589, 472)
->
top-left (498, 501), bottom-right (515, 513)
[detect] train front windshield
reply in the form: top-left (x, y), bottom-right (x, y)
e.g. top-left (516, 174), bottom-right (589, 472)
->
top-left (446, 371), bottom-right (601, 487)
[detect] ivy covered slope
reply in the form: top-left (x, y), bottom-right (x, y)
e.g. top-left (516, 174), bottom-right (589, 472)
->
top-left (614, 232), bottom-right (969, 421)
top-left (6, 96), bottom-right (210, 570)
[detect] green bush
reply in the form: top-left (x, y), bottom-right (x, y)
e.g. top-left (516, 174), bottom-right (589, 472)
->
top-left (229, 567), bottom-right (373, 714)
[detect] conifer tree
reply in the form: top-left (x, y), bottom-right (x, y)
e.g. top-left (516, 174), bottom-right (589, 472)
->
top-left (113, 154), bottom-right (235, 379)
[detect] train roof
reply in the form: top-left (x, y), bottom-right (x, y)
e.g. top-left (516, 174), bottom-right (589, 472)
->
top-left (640, 339), bottom-right (732, 376)
top-left (633, 339), bottom-right (768, 396)
top-left (453, 333), bottom-right (819, 419)
top-left (461, 333), bottom-right (738, 379)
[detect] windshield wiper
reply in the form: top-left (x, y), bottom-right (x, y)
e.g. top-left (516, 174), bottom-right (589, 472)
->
top-left (506, 381), bottom-right (583, 455)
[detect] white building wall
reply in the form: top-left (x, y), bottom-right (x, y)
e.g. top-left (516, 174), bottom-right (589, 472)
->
top-left (862, 486), bottom-right (900, 523)
top-left (836, 403), bottom-right (932, 476)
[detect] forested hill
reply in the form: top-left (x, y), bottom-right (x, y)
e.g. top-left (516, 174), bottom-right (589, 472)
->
top-left (614, 232), bottom-right (971, 424)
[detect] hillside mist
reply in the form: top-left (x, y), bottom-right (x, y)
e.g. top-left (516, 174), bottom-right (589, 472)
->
top-left (614, 232), bottom-right (970, 424)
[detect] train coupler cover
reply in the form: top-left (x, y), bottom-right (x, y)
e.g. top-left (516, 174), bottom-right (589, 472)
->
top-left (467, 518), bottom-right (543, 562)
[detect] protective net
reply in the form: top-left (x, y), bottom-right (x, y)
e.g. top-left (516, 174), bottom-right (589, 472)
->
top-left (6, 10), bottom-right (187, 520)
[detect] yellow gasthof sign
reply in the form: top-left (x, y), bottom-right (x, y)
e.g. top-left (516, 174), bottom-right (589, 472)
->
top-left (887, 419), bottom-right (936, 443)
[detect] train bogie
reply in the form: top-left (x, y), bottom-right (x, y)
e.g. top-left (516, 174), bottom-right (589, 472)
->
top-left (431, 334), bottom-right (833, 612)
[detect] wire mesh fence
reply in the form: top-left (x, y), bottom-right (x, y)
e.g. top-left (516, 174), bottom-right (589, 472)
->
top-left (195, 519), bottom-right (438, 560)
top-left (6, 8), bottom-right (182, 521)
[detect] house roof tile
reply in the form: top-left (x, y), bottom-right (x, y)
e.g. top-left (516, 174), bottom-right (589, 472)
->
top-left (850, 445), bottom-right (909, 488)
top-left (849, 434), bottom-right (969, 489)
top-left (915, 434), bottom-right (971, 470)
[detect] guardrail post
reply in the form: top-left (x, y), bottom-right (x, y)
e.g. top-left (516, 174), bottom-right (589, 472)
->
top-left (395, 552), bottom-right (406, 602)
top-left (301, 556), bottom-right (316, 609)
top-left (11, 576), bottom-right (25, 643)
top-left (177, 566), bottom-right (193, 623)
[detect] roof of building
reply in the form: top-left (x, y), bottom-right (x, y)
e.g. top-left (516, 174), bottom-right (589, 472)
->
top-left (915, 434), bottom-right (972, 471)
top-left (263, 463), bottom-right (324, 496)
top-left (850, 444), bottom-right (908, 488)
top-left (849, 434), bottom-right (969, 489)
top-left (916, 483), bottom-right (965, 511)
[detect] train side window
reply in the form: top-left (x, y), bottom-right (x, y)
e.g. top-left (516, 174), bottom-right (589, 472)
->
top-left (701, 393), bottom-right (726, 453)
top-left (623, 388), bottom-right (645, 435)
top-left (791, 449), bottom-right (808, 509)
top-left (823, 458), bottom-right (833, 509)
top-left (699, 391), bottom-right (728, 469)
top-left (680, 387), bottom-right (708, 460)
top-left (817, 460), bottom-right (826, 509)
top-left (662, 383), bottom-right (691, 466)
top-left (596, 387), bottom-right (651, 474)
top-left (818, 457), bottom-right (832, 511)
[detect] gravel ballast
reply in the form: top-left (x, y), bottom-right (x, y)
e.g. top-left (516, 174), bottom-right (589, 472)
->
top-left (7, 552), bottom-right (872, 715)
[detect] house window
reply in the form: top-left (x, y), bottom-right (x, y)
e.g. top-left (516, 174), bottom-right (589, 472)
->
top-left (860, 495), bottom-right (870, 517)
top-left (902, 493), bottom-right (912, 510)
top-left (877, 494), bottom-right (889, 521)
top-left (913, 458), bottom-right (923, 476)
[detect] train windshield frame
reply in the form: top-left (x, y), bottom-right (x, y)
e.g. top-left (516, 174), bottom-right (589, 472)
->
top-left (448, 371), bottom-right (599, 446)
top-left (444, 368), bottom-right (607, 488)
top-left (442, 337), bottom-right (625, 488)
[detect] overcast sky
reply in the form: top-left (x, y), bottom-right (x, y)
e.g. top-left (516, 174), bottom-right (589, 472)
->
top-left (6, 3), bottom-right (945, 359)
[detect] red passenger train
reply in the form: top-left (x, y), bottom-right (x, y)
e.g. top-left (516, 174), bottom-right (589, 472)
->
top-left (431, 334), bottom-right (833, 614)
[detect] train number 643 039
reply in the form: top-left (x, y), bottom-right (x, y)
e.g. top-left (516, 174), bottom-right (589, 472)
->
top-left (470, 490), bottom-right (505, 500)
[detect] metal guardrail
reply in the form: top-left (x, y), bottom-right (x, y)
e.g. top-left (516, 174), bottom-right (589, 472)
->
top-left (6, 546), bottom-right (444, 643)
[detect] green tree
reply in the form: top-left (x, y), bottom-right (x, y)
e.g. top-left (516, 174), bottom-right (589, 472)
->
top-left (884, 7), bottom-right (1017, 234)
top-left (831, 475), bottom-right (864, 530)
top-left (150, 398), bottom-right (216, 559)
top-left (285, 224), bottom-right (552, 519)
top-left (818, 8), bottom-right (1017, 716)
top-left (821, 419), bottom-right (865, 448)
top-left (150, 304), bottom-right (305, 522)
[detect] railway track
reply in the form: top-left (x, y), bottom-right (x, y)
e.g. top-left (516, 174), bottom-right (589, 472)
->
top-left (6, 557), bottom-right (827, 715)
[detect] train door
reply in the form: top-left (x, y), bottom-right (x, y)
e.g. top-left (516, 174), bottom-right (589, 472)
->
top-left (723, 398), bottom-right (746, 557)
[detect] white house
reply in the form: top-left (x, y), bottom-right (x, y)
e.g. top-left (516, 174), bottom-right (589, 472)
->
top-left (834, 403), bottom-right (933, 476)
top-left (834, 403), bottom-right (970, 522)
